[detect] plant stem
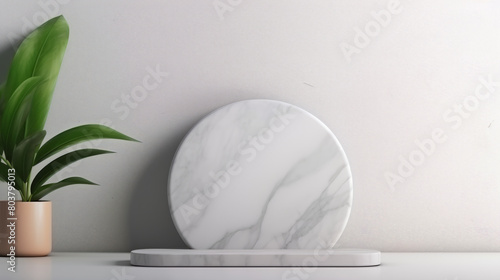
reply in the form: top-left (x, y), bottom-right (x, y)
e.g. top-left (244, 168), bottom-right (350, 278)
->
top-left (0, 155), bottom-right (14, 169)
top-left (26, 173), bottom-right (32, 202)
top-left (21, 182), bottom-right (27, 202)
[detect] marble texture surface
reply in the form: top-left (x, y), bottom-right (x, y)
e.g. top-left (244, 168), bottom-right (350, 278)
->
top-left (130, 249), bottom-right (381, 267)
top-left (169, 100), bottom-right (352, 249)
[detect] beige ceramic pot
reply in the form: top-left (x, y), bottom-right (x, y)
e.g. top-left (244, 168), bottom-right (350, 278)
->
top-left (0, 201), bottom-right (52, 257)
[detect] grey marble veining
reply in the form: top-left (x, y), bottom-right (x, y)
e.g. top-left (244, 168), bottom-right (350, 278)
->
top-left (168, 100), bottom-right (353, 249)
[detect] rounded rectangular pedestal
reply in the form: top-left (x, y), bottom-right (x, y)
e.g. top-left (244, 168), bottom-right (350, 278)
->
top-left (130, 249), bottom-right (381, 267)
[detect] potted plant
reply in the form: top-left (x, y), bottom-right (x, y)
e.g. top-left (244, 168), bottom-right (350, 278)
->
top-left (0, 15), bottom-right (137, 257)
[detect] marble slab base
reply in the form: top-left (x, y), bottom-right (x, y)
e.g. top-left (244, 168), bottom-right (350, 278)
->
top-left (130, 249), bottom-right (381, 267)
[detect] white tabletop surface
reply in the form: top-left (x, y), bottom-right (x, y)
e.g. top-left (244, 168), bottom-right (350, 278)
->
top-left (1, 252), bottom-right (500, 280)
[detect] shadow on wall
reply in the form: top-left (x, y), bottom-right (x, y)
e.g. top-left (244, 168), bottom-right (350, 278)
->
top-left (0, 44), bottom-right (16, 83)
top-left (128, 131), bottom-right (189, 250)
top-left (127, 95), bottom-right (277, 250)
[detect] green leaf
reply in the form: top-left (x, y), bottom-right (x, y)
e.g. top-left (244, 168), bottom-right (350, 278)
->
top-left (12, 130), bottom-right (46, 182)
top-left (0, 81), bottom-right (6, 117)
top-left (4, 15), bottom-right (69, 137)
top-left (0, 81), bottom-right (5, 102)
top-left (0, 81), bottom-right (7, 115)
top-left (0, 81), bottom-right (7, 156)
top-left (35, 124), bottom-right (138, 164)
top-left (0, 162), bottom-right (8, 182)
top-left (31, 177), bottom-right (97, 201)
top-left (32, 149), bottom-right (114, 192)
top-left (0, 77), bottom-right (45, 161)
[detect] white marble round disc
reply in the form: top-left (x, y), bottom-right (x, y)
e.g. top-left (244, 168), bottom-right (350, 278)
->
top-left (168, 99), bottom-right (352, 249)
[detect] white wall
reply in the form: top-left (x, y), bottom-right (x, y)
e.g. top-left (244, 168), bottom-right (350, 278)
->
top-left (1, 0), bottom-right (499, 252)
